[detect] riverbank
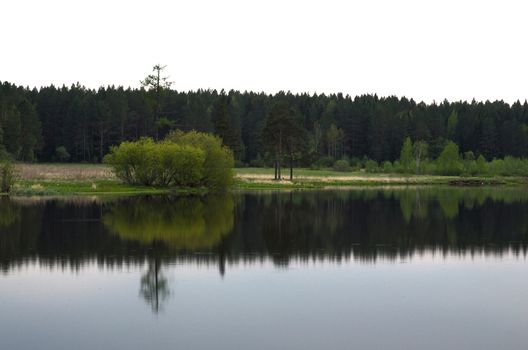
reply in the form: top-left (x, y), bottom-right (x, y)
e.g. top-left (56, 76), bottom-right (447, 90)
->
top-left (5, 164), bottom-right (528, 195)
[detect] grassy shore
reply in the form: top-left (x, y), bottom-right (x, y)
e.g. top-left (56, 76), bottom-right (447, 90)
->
top-left (6, 163), bottom-right (528, 196)
top-left (235, 167), bottom-right (527, 189)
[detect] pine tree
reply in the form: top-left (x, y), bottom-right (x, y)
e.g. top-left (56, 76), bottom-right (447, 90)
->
top-left (141, 64), bottom-right (172, 140)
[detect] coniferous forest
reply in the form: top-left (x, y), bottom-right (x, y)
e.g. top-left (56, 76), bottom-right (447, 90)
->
top-left (1, 78), bottom-right (528, 166)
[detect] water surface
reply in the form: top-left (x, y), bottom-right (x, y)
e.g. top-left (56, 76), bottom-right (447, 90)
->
top-left (1, 188), bottom-right (528, 350)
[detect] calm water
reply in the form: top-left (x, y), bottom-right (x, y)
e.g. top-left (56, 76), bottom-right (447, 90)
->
top-left (1, 188), bottom-right (528, 350)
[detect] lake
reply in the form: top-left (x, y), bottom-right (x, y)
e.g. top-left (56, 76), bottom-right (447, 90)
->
top-left (1, 188), bottom-right (528, 350)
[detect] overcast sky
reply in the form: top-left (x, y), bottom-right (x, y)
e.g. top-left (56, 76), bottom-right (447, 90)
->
top-left (2, 0), bottom-right (527, 103)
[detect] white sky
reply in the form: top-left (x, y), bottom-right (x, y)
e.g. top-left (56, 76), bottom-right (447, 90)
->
top-left (1, 0), bottom-right (527, 103)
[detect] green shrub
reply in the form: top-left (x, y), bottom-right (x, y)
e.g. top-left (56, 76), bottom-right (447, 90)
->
top-left (382, 161), bottom-right (393, 173)
top-left (488, 158), bottom-right (504, 176)
top-left (365, 159), bottom-right (379, 173)
top-left (399, 137), bottom-right (413, 173)
top-left (476, 155), bottom-right (488, 175)
top-left (104, 138), bottom-right (205, 187)
top-left (156, 142), bottom-right (205, 187)
top-left (464, 151), bottom-right (475, 161)
top-left (104, 138), bottom-right (155, 185)
top-left (1, 161), bottom-right (17, 193)
top-left (333, 159), bottom-right (351, 172)
top-left (165, 130), bottom-right (234, 190)
top-left (435, 141), bottom-right (463, 175)
top-left (392, 160), bottom-right (403, 173)
top-left (423, 161), bottom-right (437, 175)
top-left (463, 160), bottom-right (478, 176)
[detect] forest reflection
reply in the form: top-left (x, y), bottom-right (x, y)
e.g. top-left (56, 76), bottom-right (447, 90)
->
top-left (2, 189), bottom-right (528, 313)
top-left (1, 187), bottom-right (528, 274)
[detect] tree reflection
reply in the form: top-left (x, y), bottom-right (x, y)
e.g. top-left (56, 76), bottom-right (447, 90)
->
top-left (1, 188), bottom-right (528, 275)
top-left (0, 198), bottom-right (20, 228)
top-left (102, 194), bottom-right (235, 312)
top-left (103, 195), bottom-right (234, 251)
top-left (139, 257), bottom-right (170, 313)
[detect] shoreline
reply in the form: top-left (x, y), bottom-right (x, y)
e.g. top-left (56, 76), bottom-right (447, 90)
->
top-left (4, 164), bottom-right (527, 196)
top-left (6, 176), bottom-right (528, 197)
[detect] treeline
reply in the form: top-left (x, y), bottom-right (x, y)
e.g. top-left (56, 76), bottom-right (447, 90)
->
top-left (1, 79), bottom-right (528, 164)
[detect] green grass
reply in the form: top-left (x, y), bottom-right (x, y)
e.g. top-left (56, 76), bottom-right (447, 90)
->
top-left (235, 167), bottom-right (378, 177)
top-left (236, 167), bottom-right (456, 179)
top-left (11, 180), bottom-right (207, 196)
top-left (4, 164), bottom-right (528, 196)
top-left (235, 167), bottom-right (528, 188)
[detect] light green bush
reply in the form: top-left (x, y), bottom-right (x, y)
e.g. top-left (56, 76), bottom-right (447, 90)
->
top-left (156, 142), bottom-right (205, 187)
top-left (476, 155), bottom-right (488, 175)
top-left (382, 161), bottom-right (393, 173)
top-left (435, 141), bottom-right (463, 175)
top-left (165, 130), bottom-right (234, 190)
top-left (104, 138), bottom-right (206, 187)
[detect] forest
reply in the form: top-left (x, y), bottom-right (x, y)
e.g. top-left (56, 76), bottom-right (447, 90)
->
top-left (1, 70), bottom-right (528, 167)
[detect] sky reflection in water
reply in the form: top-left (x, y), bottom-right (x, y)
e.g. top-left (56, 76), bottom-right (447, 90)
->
top-left (1, 188), bottom-right (528, 350)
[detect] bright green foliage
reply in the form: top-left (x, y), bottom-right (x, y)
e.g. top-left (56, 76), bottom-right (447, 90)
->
top-left (399, 137), bottom-right (413, 173)
top-left (464, 151), bottom-right (475, 161)
top-left (435, 141), bottom-right (463, 175)
top-left (413, 140), bottom-right (428, 174)
top-left (104, 138), bottom-right (206, 187)
top-left (476, 155), bottom-right (487, 174)
top-left (487, 156), bottom-right (528, 176)
top-left (326, 124), bottom-right (345, 159)
top-left (165, 130), bottom-right (234, 190)
top-left (382, 161), bottom-right (393, 173)
top-left (105, 138), bottom-right (156, 185)
top-left (159, 141), bottom-right (205, 187)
